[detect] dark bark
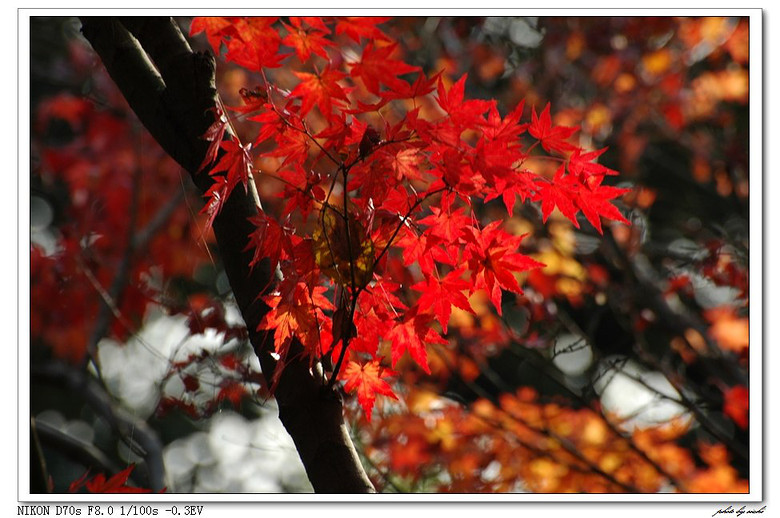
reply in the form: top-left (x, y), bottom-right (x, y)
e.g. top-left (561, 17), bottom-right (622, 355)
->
top-left (79, 16), bottom-right (375, 493)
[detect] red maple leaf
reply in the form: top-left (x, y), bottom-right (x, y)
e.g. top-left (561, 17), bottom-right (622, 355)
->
top-left (388, 147), bottom-right (425, 182)
top-left (190, 16), bottom-right (233, 54)
top-left (289, 67), bottom-right (349, 118)
top-left (200, 174), bottom-right (228, 230)
top-left (462, 221), bottom-right (545, 313)
top-left (197, 106), bottom-right (229, 173)
top-left (263, 124), bottom-right (311, 167)
top-left (396, 227), bottom-right (450, 276)
top-left (431, 147), bottom-right (487, 197)
top-left (417, 192), bottom-right (470, 244)
top-left (484, 169), bottom-right (536, 217)
top-left (69, 464), bottom-right (159, 494)
top-left (247, 103), bottom-right (290, 147)
top-left (533, 165), bottom-right (630, 233)
top-left (282, 17), bottom-right (334, 62)
top-left (349, 42), bottom-right (419, 96)
top-left (273, 165), bottom-right (322, 220)
top-left (568, 147), bottom-right (619, 180)
top-left (534, 165), bottom-right (580, 227)
top-left (347, 158), bottom-right (399, 208)
top-left (208, 139), bottom-right (253, 198)
top-left (387, 312), bottom-right (447, 374)
top-left (339, 360), bottom-right (398, 421)
top-left (224, 18), bottom-right (288, 70)
top-left (379, 71), bottom-right (440, 102)
top-left (478, 100), bottom-right (528, 142)
top-left (346, 283), bottom-right (405, 357)
top-left (436, 75), bottom-right (493, 129)
top-left (246, 212), bottom-right (289, 274)
top-left (258, 281), bottom-right (334, 361)
top-left (574, 176), bottom-right (631, 234)
top-left (411, 269), bottom-right (474, 333)
top-left (528, 102), bottom-right (579, 154)
top-left (334, 17), bottom-right (391, 43)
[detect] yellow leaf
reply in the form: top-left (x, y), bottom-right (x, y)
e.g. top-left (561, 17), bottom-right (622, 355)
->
top-left (312, 205), bottom-right (375, 288)
top-left (642, 49), bottom-right (672, 77)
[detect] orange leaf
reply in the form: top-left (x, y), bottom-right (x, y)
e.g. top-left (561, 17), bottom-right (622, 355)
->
top-left (340, 360), bottom-right (398, 421)
top-left (723, 385), bottom-right (749, 429)
top-left (258, 281), bottom-right (334, 362)
top-left (387, 312), bottom-right (448, 374)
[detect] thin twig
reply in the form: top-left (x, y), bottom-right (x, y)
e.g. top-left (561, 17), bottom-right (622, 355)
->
top-left (430, 345), bottom-right (642, 492)
top-left (34, 418), bottom-right (122, 477)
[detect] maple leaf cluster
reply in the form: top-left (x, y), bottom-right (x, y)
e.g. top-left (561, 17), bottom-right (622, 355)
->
top-left (364, 387), bottom-right (748, 493)
top-left (69, 464), bottom-right (163, 494)
top-left (189, 16), bottom-right (631, 420)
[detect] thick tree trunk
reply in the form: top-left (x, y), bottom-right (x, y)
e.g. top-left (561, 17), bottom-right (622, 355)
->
top-left (79, 16), bottom-right (375, 493)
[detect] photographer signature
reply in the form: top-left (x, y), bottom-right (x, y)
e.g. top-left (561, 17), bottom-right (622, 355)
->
top-left (712, 505), bottom-right (766, 517)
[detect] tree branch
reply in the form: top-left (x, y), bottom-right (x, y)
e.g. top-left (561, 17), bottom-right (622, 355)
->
top-left (34, 418), bottom-right (122, 478)
top-left (32, 362), bottom-right (166, 492)
top-left (79, 16), bottom-right (374, 493)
